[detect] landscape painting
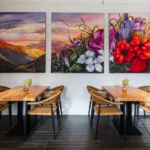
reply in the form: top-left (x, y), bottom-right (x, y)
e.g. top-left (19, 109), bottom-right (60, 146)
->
top-left (109, 13), bottom-right (150, 73)
top-left (51, 13), bottom-right (104, 73)
top-left (0, 12), bottom-right (45, 72)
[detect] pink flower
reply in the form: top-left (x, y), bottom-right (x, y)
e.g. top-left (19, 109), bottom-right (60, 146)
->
top-left (109, 27), bottom-right (119, 54)
top-left (86, 29), bottom-right (104, 56)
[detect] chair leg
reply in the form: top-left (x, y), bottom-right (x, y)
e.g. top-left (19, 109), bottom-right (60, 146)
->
top-left (41, 104), bottom-right (43, 121)
top-left (90, 102), bottom-right (95, 129)
top-left (59, 99), bottom-right (63, 117)
top-left (90, 103), bottom-right (93, 127)
top-left (91, 108), bottom-right (94, 129)
top-left (137, 104), bottom-right (139, 126)
top-left (95, 104), bottom-right (101, 141)
top-left (56, 102), bottom-right (60, 127)
top-left (23, 102), bottom-right (27, 141)
top-left (134, 102), bottom-right (137, 126)
top-left (107, 105), bottom-right (109, 118)
top-left (88, 98), bottom-right (91, 116)
top-left (123, 102), bottom-right (126, 141)
top-left (58, 103), bottom-right (61, 126)
top-left (51, 104), bottom-right (56, 140)
top-left (113, 115), bottom-right (116, 126)
top-left (144, 110), bottom-right (146, 117)
top-left (8, 101), bottom-right (12, 127)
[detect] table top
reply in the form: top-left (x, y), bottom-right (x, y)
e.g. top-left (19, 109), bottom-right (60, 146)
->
top-left (0, 85), bottom-right (49, 101)
top-left (102, 86), bottom-right (150, 102)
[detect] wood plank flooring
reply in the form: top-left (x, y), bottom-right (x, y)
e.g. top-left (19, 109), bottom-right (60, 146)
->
top-left (0, 115), bottom-right (150, 150)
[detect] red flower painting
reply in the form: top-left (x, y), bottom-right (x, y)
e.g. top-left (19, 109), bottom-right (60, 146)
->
top-left (113, 40), bottom-right (135, 65)
top-left (126, 57), bottom-right (148, 73)
top-left (109, 13), bottom-right (150, 73)
top-left (130, 34), bottom-right (150, 59)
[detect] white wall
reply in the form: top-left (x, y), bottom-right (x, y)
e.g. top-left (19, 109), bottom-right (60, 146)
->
top-left (0, 0), bottom-right (150, 115)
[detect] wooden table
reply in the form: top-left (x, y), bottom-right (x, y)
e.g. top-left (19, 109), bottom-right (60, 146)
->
top-left (0, 85), bottom-right (49, 135)
top-left (102, 86), bottom-right (150, 135)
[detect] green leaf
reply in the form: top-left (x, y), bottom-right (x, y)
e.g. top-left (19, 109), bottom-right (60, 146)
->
top-left (68, 64), bottom-right (85, 72)
top-left (142, 18), bottom-right (146, 21)
top-left (80, 33), bottom-right (84, 40)
top-left (70, 53), bottom-right (77, 63)
top-left (68, 29), bottom-right (72, 44)
top-left (110, 23), bottom-right (114, 27)
top-left (67, 48), bottom-right (76, 53)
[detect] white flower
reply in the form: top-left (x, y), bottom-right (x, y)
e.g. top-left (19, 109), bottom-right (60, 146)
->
top-left (98, 50), bottom-right (104, 56)
top-left (63, 57), bottom-right (70, 68)
top-left (109, 54), bottom-right (114, 62)
top-left (85, 57), bottom-right (93, 65)
top-left (93, 52), bottom-right (104, 64)
top-left (86, 64), bottom-right (94, 72)
top-left (98, 55), bottom-right (104, 62)
top-left (76, 55), bottom-right (86, 64)
top-left (93, 58), bottom-right (102, 64)
top-left (95, 64), bottom-right (103, 72)
top-left (76, 50), bottom-right (103, 72)
top-left (85, 50), bottom-right (95, 58)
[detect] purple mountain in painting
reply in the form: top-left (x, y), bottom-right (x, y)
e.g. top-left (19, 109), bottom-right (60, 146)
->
top-left (0, 48), bottom-right (34, 71)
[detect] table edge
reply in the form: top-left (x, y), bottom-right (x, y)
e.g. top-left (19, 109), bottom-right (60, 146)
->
top-left (0, 85), bottom-right (50, 101)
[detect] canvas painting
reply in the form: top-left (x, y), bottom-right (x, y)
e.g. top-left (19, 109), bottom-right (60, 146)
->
top-left (51, 13), bottom-right (104, 73)
top-left (0, 12), bottom-right (45, 72)
top-left (109, 13), bottom-right (150, 73)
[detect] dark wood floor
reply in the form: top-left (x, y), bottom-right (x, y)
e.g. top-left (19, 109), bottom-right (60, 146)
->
top-left (0, 115), bottom-right (150, 150)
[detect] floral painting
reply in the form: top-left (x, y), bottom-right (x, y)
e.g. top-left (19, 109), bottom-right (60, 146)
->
top-left (51, 13), bottom-right (104, 73)
top-left (109, 13), bottom-right (150, 73)
top-left (0, 12), bottom-right (45, 72)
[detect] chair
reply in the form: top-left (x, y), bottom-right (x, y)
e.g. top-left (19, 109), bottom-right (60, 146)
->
top-left (138, 105), bottom-right (150, 116)
top-left (0, 86), bottom-right (10, 114)
top-left (89, 90), bottom-right (126, 141)
top-left (0, 86), bottom-right (10, 92)
top-left (41, 85), bottom-right (64, 117)
top-left (87, 85), bottom-right (109, 117)
top-left (24, 90), bottom-right (62, 141)
top-left (135, 86), bottom-right (150, 126)
top-left (0, 86), bottom-right (13, 126)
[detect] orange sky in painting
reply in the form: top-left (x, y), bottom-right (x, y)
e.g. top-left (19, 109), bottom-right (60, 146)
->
top-left (0, 25), bottom-right (45, 46)
top-left (4, 39), bottom-right (45, 46)
top-left (0, 12), bottom-right (45, 48)
top-left (52, 13), bottom-right (104, 53)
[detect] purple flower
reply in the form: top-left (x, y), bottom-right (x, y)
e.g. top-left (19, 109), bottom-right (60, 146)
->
top-left (56, 52), bottom-right (60, 62)
top-left (132, 17), bottom-right (146, 34)
top-left (109, 27), bottom-right (119, 54)
top-left (56, 50), bottom-right (70, 68)
top-left (72, 38), bottom-right (82, 47)
top-left (86, 29), bottom-right (104, 56)
top-left (119, 13), bottom-right (133, 42)
top-left (61, 50), bottom-right (70, 68)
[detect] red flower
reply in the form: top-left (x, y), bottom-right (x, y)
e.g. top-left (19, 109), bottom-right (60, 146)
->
top-left (113, 40), bottom-right (135, 65)
top-left (35, 66), bottom-right (38, 69)
top-left (130, 34), bottom-right (150, 59)
top-left (125, 57), bottom-right (148, 72)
